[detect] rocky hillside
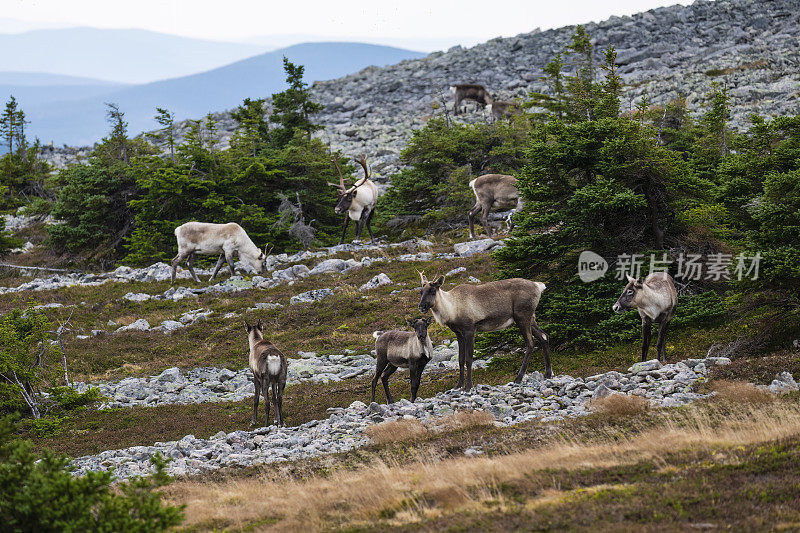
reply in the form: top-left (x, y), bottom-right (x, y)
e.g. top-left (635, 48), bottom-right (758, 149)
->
top-left (41, 0), bottom-right (800, 178)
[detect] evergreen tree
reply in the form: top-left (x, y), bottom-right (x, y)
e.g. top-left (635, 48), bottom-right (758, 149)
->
top-left (0, 96), bottom-right (19, 154)
top-left (270, 58), bottom-right (324, 148)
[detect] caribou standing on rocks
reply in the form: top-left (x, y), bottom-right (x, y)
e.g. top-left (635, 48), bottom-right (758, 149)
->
top-left (418, 272), bottom-right (550, 390)
top-left (613, 272), bottom-right (678, 362)
top-left (328, 154), bottom-right (378, 244)
top-left (450, 83), bottom-right (493, 115)
top-left (371, 318), bottom-right (434, 404)
top-left (468, 174), bottom-right (521, 239)
top-left (487, 100), bottom-right (519, 120)
top-left (171, 221), bottom-right (268, 283)
top-left (245, 320), bottom-right (288, 427)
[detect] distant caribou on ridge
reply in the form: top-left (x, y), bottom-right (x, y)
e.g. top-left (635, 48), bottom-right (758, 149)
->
top-left (328, 154), bottom-right (378, 244)
top-left (171, 221), bottom-right (268, 283)
top-left (418, 272), bottom-right (551, 390)
top-left (450, 83), bottom-right (493, 115)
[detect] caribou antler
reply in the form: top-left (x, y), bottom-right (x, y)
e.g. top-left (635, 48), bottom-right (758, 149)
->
top-left (417, 269), bottom-right (426, 284)
top-left (354, 153), bottom-right (370, 181)
top-left (327, 155), bottom-right (346, 190)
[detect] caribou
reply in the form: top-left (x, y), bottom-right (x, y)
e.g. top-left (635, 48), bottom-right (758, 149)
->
top-left (450, 83), bottom-right (493, 115)
top-left (371, 318), bottom-right (434, 404)
top-left (487, 100), bottom-right (519, 120)
top-left (171, 221), bottom-right (268, 283)
top-left (613, 272), bottom-right (678, 362)
top-left (418, 272), bottom-right (550, 390)
top-left (468, 174), bottom-right (521, 239)
top-left (245, 320), bottom-right (288, 427)
top-left (328, 154), bottom-right (378, 244)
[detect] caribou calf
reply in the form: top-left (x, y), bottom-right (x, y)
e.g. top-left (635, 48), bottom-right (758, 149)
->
top-left (171, 222), bottom-right (268, 283)
top-left (468, 174), bottom-right (521, 239)
top-left (612, 272), bottom-right (678, 362)
top-left (245, 320), bottom-right (288, 427)
top-left (371, 318), bottom-right (433, 403)
top-left (328, 154), bottom-right (378, 244)
top-left (418, 273), bottom-right (550, 390)
top-left (450, 83), bottom-right (493, 115)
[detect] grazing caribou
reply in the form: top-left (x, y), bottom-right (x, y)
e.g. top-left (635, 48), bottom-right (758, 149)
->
top-left (487, 100), bottom-right (519, 120)
top-left (371, 318), bottom-right (434, 404)
top-left (418, 272), bottom-right (550, 390)
top-left (245, 320), bottom-right (288, 427)
top-left (450, 83), bottom-right (493, 115)
top-left (468, 174), bottom-right (521, 239)
top-left (328, 154), bottom-right (378, 244)
top-left (171, 221), bottom-right (268, 283)
top-left (613, 272), bottom-right (678, 362)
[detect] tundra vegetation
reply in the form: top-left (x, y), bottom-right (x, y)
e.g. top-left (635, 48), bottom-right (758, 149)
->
top-left (0, 23), bottom-right (798, 531)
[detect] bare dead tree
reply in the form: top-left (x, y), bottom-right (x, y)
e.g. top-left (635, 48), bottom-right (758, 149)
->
top-left (53, 308), bottom-right (75, 386)
top-left (275, 192), bottom-right (317, 248)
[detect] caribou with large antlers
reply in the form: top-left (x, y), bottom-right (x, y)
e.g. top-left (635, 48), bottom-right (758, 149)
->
top-left (328, 154), bottom-right (379, 244)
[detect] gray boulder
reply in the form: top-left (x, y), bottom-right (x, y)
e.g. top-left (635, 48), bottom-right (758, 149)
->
top-left (116, 319), bottom-right (150, 332)
top-left (359, 273), bottom-right (392, 291)
top-left (454, 238), bottom-right (504, 257)
top-left (290, 288), bottom-right (333, 305)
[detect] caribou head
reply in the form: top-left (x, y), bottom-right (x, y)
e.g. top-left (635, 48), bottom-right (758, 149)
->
top-left (328, 154), bottom-right (370, 214)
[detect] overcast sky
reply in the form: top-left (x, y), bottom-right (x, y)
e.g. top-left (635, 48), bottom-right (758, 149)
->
top-left (4, 0), bottom-right (694, 50)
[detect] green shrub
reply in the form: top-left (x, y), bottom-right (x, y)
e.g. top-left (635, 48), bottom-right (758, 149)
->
top-left (0, 416), bottom-right (184, 531)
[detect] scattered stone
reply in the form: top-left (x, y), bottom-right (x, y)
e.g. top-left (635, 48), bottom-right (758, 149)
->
top-left (359, 273), bottom-right (392, 291)
top-left (116, 319), bottom-right (150, 332)
top-left (454, 239), bottom-right (505, 257)
top-left (290, 288), bottom-right (333, 305)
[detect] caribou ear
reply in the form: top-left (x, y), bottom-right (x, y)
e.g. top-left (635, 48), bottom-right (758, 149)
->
top-left (407, 318), bottom-right (415, 327)
top-left (635, 277), bottom-right (644, 287)
top-left (432, 275), bottom-right (445, 287)
top-left (256, 319), bottom-right (264, 329)
top-left (244, 321), bottom-right (251, 332)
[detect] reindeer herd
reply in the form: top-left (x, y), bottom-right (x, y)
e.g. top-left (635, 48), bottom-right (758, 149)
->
top-left (166, 84), bottom-right (679, 427)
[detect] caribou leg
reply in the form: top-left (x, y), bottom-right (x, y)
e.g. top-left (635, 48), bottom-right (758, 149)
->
top-left (225, 252), bottom-right (236, 277)
top-left (531, 319), bottom-right (552, 379)
top-left (262, 376), bottom-right (271, 427)
top-left (250, 377), bottom-right (261, 427)
top-left (455, 330), bottom-right (466, 389)
top-left (656, 319), bottom-right (670, 362)
top-left (185, 253), bottom-right (200, 283)
top-left (641, 316), bottom-right (653, 362)
top-left (481, 205), bottom-right (493, 239)
top-left (380, 364), bottom-right (397, 403)
top-left (338, 216), bottom-right (350, 245)
top-left (210, 254), bottom-right (226, 280)
top-left (371, 355), bottom-right (390, 404)
top-left (365, 208), bottom-right (376, 243)
top-left (170, 251), bottom-right (190, 283)
top-left (468, 203), bottom-right (482, 239)
top-left (463, 329), bottom-right (475, 391)
top-left (514, 317), bottom-right (536, 384)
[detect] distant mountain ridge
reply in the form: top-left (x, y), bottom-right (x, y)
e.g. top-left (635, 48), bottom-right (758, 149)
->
top-left (38, 0), bottom-right (800, 175)
top-left (20, 42), bottom-right (426, 145)
top-left (0, 27), bottom-right (270, 84)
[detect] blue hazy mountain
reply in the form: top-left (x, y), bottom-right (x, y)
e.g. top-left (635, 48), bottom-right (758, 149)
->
top-left (0, 72), bottom-right (130, 112)
top-left (0, 27), bottom-right (269, 84)
top-left (21, 42), bottom-right (427, 146)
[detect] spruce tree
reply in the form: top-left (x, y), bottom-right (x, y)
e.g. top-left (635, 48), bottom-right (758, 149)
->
top-left (270, 57), bottom-right (323, 148)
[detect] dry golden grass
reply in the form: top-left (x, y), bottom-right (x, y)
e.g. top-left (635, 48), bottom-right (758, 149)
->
top-left (167, 399), bottom-right (800, 531)
top-left (589, 393), bottom-right (651, 418)
top-left (709, 379), bottom-right (776, 405)
top-left (363, 418), bottom-right (429, 445)
top-left (363, 410), bottom-right (496, 445)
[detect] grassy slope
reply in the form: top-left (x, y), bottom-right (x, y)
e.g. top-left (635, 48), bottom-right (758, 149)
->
top-left (165, 390), bottom-right (800, 531)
